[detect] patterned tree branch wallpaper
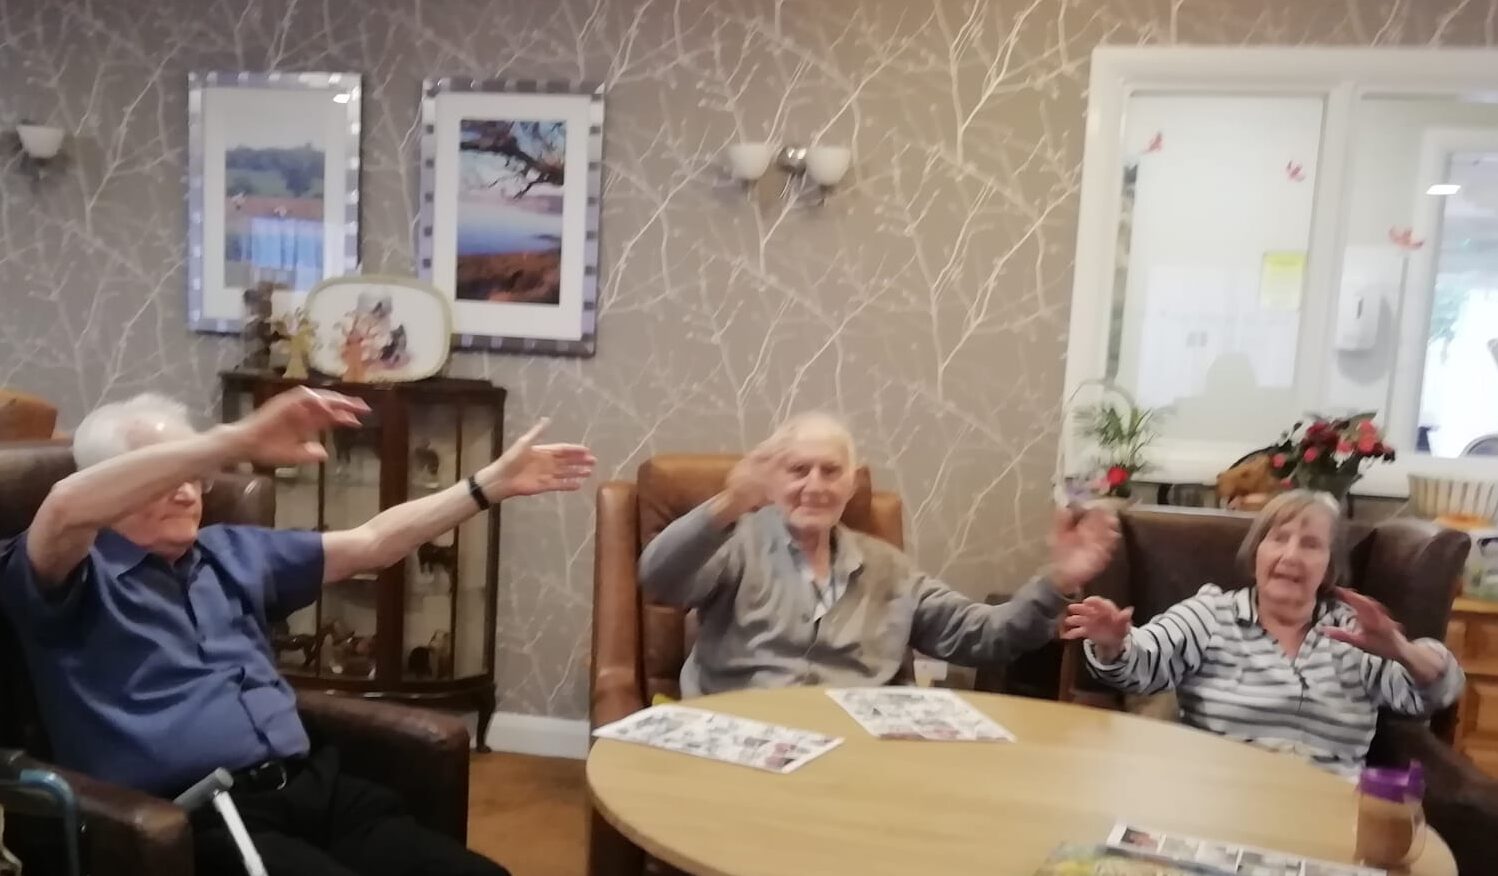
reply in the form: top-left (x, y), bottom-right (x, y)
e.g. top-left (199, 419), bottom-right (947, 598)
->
top-left (0, 0), bottom-right (1493, 719)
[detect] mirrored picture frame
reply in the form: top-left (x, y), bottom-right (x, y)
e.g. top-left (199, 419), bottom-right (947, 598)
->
top-left (187, 71), bottom-right (362, 333)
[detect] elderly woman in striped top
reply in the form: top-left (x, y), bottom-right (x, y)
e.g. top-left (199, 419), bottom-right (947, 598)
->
top-left (1061, 490), bottom-right (1464, 778)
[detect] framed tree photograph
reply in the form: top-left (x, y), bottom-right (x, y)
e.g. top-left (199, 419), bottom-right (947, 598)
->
top-left (187, 71), bottom-right (362, 333)
top-left (418, 77), bottom-right (604, 356)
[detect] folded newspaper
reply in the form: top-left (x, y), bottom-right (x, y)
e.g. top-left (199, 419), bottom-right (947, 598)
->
top-left (826, 687), bottom-right (1016, 741)
top-left (1102, 822), bottom-right (1385, 876)
top-left (592, 704), bottom-right (843, 774)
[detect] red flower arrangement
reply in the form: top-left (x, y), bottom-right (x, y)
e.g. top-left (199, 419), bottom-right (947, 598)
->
top-left (1266, 414), bottom-right (1395, 498)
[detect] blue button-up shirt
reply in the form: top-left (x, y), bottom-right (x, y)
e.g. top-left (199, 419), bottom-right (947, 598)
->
top-left (0, 525), bottom-right (323, 796)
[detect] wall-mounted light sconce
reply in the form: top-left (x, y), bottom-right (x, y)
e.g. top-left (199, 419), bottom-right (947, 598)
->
top-left (13, 122), bottom-right (67, 184)
top-left (804, 145), bottom-right (851, 190)
top-left (724, 140), bottom-right (853, 206)
top-left (727, 142), bottom-right (774, 184)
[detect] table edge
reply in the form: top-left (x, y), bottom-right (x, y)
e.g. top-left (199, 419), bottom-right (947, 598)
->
top-left (583, 689), bottom-right (1457, 876)
top-left (588, 754), bottom-right (738, 876)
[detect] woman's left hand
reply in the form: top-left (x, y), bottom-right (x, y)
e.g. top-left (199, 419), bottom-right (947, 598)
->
top-left (1323, 587), bottom-right (1408, 660)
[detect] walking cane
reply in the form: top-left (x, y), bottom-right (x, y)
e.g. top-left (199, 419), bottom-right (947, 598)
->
top-left (174, 768), bottom-right (268, 876)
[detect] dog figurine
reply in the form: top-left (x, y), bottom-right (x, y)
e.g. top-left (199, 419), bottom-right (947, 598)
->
top-left (1215, 452), bottom-right (1285, 511)
top-left (416, 541), bottom-right (457, 591)
top-left (270, 619), bottom-right (321, 670)
top-left (412, 443), bottom-right (441, 485)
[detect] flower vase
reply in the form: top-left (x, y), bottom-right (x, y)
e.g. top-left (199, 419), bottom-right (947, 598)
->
top-left (1296, 472), bottom-right (1361, 504)
top-left (1087, 495), bottom-right (1138, 514)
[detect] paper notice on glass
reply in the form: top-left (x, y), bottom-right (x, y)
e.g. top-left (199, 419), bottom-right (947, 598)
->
top-left (827, 687), bottom-right (1015, 742)
top-left (1260, 251), bottom-right (1306, 311)
top-left (592, 705), bottom-right (843, 774)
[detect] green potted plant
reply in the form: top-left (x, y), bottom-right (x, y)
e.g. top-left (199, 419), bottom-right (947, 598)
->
top-left (1075, 393), bottom-right (1163, 503)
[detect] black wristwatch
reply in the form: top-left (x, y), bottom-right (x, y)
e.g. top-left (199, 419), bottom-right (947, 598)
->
top-left (467, 474), bottom-right (493, 511)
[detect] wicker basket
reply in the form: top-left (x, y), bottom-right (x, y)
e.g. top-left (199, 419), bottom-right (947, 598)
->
top-left (1407, 474), bottom-right (1498, 523)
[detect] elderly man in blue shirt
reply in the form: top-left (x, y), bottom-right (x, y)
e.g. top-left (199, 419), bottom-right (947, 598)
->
top-left (0, 387), bottom-right (594, 876)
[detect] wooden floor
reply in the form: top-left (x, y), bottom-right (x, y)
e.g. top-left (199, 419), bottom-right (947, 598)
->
top-left (468, 752), bottom-right (590, 876)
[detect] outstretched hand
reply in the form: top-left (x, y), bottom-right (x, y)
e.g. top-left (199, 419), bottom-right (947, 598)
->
top-left (713, 438), bottom-right (784, 523)
top-left (1322, 587), bottom-right (1407, 661)
top-left (1061, 596), bottom-right (1134, 662)
top-left (483, 418), bottom-right (596, 499)
top-left (1323, 587), bottom-right (1449, 685)
top-left (230, 387), bottom-right (369, 467)
top-left (1048, 506), bottom-right (1120, 594)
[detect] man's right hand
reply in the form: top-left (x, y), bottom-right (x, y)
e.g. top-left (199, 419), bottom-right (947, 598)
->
top-left (1061, 596), bottom-right (1134, 663)
top-left (224, 388), bottom-right (369, 467)
top-left (709, 440), bottom-right (782, 527)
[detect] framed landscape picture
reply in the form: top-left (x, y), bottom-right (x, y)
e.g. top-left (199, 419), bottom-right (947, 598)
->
top-left (417, 77), bottom-right (604, 356)
top-left (187, 71), bottom-right (362, 333)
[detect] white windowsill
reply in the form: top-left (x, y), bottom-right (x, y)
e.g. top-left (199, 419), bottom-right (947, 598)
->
top-left (1137, 440), bottom-right (1498, 500)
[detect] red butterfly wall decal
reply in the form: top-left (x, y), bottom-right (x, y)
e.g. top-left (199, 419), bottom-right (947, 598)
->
top-left (1285, 161), bottom-right (1305, 182)
top-left (1145, 131), bottom-right (1163, 153)
top-left (1388, 227), bottom-right (1425, 251)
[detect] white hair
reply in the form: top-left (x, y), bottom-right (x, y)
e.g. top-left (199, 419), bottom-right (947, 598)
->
top-left (72, 392), bottom-right (197, 470)
top-left (767, 411), bottom-right (858, 468)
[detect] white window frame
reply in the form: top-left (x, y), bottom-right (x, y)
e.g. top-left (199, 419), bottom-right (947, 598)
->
top-left (1388, 127), bottom-right (1498, 465)
top-left (1065, 47), bottom-right (1498, 498)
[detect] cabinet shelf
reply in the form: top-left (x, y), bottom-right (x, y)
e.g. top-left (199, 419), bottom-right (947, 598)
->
top-left (222, 369), bottom-right (507, 750)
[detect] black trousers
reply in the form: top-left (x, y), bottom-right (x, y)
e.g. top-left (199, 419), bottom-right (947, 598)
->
top-left (191, 746), bottom-right (507, 876)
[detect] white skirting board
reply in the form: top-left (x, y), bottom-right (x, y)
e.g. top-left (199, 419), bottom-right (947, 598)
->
top-left (481, 711), bottom-right (590, 760)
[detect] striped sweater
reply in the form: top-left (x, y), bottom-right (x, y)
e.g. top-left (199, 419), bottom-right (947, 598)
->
top-left (1083, 584), bottom-right (1465, 778)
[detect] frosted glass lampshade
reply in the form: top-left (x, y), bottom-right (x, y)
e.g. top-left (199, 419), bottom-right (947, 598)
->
top-left (727, 142), bottom-right (773, 181)
top-left (805, 146), bottom-right (851, 186)
top-left (17, 124), bottom-right (64, 160)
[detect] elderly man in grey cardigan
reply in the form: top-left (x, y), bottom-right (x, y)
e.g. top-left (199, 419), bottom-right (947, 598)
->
top-left (640, 412), bottom-right (1120, 697)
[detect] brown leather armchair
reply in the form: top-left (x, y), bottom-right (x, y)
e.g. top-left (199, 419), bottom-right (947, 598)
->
top-left (1059, 505), bottom-right (1498, 876)
top-left (588, 454), bottom-right (904, 876)
top-left (0, 390), bottom-right (59, 441)
top-left (0, 441), bottom-right (472, 876)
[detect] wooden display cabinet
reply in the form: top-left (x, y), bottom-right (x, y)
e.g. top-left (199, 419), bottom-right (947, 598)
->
top-left (1447, 596), bottom-right (1498, 778)
top-left (221, 370), bottom-right (506, 749)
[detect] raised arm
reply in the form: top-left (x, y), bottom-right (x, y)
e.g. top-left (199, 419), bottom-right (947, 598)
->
top-left (1325, 588), bottom-right (1465, 716)
top-left (1065, 594), bottom-right (1217, 695)
top-left (909, 506), bottom-right (1118, 665)
top-left (1356, 642), bottom-right (1465, 716)
top-left (637, 446), bottom-right (779, 608)
top-left (636, 500), bottom-right (745, 608)
top-left (908, 573), bottom-right (1071, 665)
top-left (26, 388), bottom-right (366, 587)
top-left (321, 419), bottom-right (594, 584)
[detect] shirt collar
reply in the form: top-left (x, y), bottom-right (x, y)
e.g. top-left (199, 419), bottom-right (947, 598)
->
top-left (94, 528), bottom-right (202, 579)
top-left (1231, 586), bottom-right (1258, 626)
top-left (831, 527), bottom-right (864, 579)
top-left (1232, 584), bottom-right (1338, 629)
top-left (95, 528), bottom-right (152, 576)
top-left (770, 509), bottom-right (864, 578)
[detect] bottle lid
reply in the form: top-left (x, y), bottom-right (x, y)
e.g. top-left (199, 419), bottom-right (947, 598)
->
top-left (1359, 764), bottom-right (1422, 803)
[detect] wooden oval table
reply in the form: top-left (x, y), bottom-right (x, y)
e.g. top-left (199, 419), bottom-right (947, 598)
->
top-left (587, 687), bottom-right (1455, 876)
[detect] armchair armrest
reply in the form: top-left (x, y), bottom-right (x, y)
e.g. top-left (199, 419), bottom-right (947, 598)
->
top-left (1057, 641), bottom-right (1126, 711)
top-left (1371, 717), bottom-right (1498, 876)
top-left (1356, 519), bottom-right (1468, 642)
top-left (592, 482), bottom-right (645, 730)
top-left (593, 671), bottom-right (646, 729)
top-left (296, 691), bottom-right (469, 843)
top-left (8, 754), bottom-right (193, 876)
